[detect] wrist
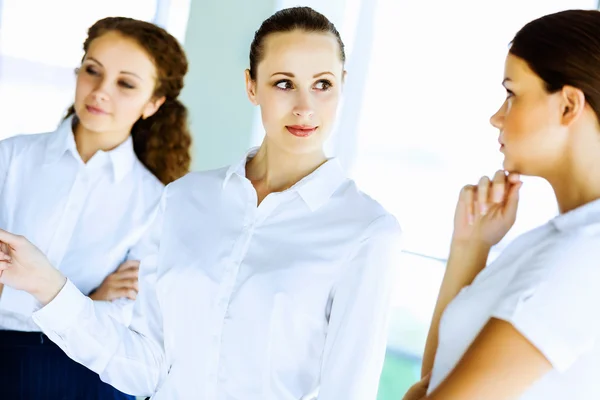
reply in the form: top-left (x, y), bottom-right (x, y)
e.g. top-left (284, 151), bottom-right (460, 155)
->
top-left (31, 269), bottom-right (67, 306)
top-left (450, 237), bottom-right (492, 255)
top-left (446, 238), bottom-right (492, 278)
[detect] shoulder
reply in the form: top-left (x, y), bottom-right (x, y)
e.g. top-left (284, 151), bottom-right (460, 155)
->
top-left (0, 131), bottom-right (52, 153)
top-left (333, 178), bottom-right (402, 239)
top-left (165, 166), bottom-right (228, 195)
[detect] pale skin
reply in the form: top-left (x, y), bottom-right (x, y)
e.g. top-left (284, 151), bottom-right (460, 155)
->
top-left (403, 53), bottom-right (600, 400)
top-left (245, 30), bottom-right (346, 204)
top-left (0, 30), bottom-right (347, 306)
top-left (0, 31), bottom-right (166, 302)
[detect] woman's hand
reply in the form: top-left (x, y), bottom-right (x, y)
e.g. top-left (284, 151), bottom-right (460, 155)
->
top-left (452, 170), bottom-right (522, 247)
top-left (90, 260), bottom-right (140, 301)
top-left (0, 229), bottom-right (66, 305)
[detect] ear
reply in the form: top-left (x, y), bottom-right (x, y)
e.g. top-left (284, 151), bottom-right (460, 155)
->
top-left (340, 70), bottom-right (348, 92)
top-left (245, 69), bottom-right (258, 106)
top-left (142, 96), bottom-right (166, 120)
top-left (560, 85), bottom-right (586, 126)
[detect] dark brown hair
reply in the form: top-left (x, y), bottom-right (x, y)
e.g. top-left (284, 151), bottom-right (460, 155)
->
top-left (248, 6), bottom-right (346, 80)
top-left (510, 9), bottom-right (600, 122)
top-left (65, 17), bottom-right (192, 184)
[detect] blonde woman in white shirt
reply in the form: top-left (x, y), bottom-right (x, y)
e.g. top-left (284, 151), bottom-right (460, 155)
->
top-left (0, 17), bottom-right (192, 400)
top-left (0, 6), bottom-right (401, 400)
top-left (401, 9), bottom-right (600, 400)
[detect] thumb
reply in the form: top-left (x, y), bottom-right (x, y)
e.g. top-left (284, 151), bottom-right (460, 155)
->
top-left (0, 229), bottom-right (21, 250)
top-left (505, 181), bottom-right (522, 215)
top-left (422, 372), bottom-right (431, 383)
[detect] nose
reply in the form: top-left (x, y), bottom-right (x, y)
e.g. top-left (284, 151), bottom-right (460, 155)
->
top-left (490, 103), bottom-right (505, 129)
top-left (90, 79), bottom-right (110, 103)
top-left (292, 91), bottom-right (314, 119)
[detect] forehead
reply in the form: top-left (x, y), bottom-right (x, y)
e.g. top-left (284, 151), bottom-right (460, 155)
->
top-left (258, 30), bottom-right (343, 77)
top-left (86, 31), bottom-right (156, 78)
top-left (504, 53), bottom-right (540, 85)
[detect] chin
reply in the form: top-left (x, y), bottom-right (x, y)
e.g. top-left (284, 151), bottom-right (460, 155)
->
top-left (270, 132), bottom-right (322, 155)
top-left (502, 154), bottom-right (518, 172)
top-left (77, 117), bottom-right (110, 135)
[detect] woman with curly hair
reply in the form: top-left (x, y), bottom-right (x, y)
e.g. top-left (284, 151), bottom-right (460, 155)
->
top-left (0, 16), bottom-right (191, 400)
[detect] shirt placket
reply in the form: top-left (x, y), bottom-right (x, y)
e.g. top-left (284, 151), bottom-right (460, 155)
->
top-left (206, 182), bottom-right (285, 399)
top-left (45, 168), bottom-right (91, 269)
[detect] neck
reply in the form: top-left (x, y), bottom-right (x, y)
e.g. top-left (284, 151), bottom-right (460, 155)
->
top-left (547, 142), bottom-right (600, 214)
top-left (73, 121), bottom-right (131, 163)
top-left (246, 139), bottom-right (327, 195)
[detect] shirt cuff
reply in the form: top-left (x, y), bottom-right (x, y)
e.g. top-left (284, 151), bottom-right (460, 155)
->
top-left (32, 279), bottom-right (89, 333)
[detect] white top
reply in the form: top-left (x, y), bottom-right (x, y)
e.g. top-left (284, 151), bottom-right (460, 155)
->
top-left (429, 198), bottom-right (600, 399)
top-left (32, 148), bottom-right (403, 400)
top-left (0, 117), bottom-right (164, 330)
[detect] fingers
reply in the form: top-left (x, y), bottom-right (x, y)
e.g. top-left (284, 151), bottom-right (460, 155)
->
top-left (507, 172), bottom-right (521, 184)
top-left (468, 170), bottom-right (521, 218)
top-left (477, 176), bottom-right (490, 215)
top-left (491, 170), bottom-right (506, 204)
top-left (113, 268), bottom-right (139, 281)
top-left (118, 260), bottom-right (140, 271)
top-left (121, 278), bottom-right (139, 292)
top-left (0, 250), bottom-right (12, 263)
top-left (460, 184), bottom-right (476, 225)
top-left (505, 178), bottom-right (523, 215)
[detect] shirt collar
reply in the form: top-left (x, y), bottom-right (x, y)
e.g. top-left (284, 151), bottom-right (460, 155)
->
top-left (43, 116), bottom-right (137, 183)
top-left (43, 116), bottom-right (78, 166)
top-left (106, 135), bottom-right (136, 183)
top-left (551, 197), bottom-right (600, 232)
top-left (222, 147), bottom-right (259, 187)
top-left (223, 147), bottom-right (347, 211)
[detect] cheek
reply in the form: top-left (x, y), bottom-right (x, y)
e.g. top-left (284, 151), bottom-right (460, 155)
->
top-left (74, 76), bottom-right (92, 102)
top-left (113, 94), bottom-right (147, 123)
top-left (260, 92), bottom-right (290, 121)
top-left (317, 92), bottom-right (340, 120)
top-left (504, 101), bottom-right (540, 140)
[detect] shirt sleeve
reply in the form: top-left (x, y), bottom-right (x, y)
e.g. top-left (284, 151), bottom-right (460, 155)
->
top-left (0, 137), bottom-right (14, 196)
top-left (491, 231), bottom-right (600, 372)
top-left (92, 298), bottom-right (135, 326)
top-left (318, 214), bottom-right (403, 400)
top-left (32, 189), bottom-right (169, 397)
top-left (95, 189), bottom-right (164, 327)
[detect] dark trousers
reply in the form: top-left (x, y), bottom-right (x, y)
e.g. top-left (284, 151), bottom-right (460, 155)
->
top-left (0, 330), bottom-right (135, 400)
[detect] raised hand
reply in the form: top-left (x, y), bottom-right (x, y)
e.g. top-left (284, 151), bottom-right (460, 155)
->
top-left (452, 170), bottom-right (522, 247)
top-left (0, 229), bottom-right (65, 305)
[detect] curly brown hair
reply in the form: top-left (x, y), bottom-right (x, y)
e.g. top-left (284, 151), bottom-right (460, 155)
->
top-left (64, 17), bottom-right (192, 184)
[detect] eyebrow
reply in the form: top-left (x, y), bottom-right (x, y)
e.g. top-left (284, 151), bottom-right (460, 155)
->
top-left (271, 71), bottom-right (335, 78)
top-left (86, 57), bottom-right (142, 80)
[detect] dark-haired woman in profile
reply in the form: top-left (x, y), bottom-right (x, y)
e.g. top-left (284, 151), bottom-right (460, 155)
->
top-left (0, 6), bottom-right (400, 400)
top-left (0, 17), bottom-right (192, 400)
top-left (403, 9), bottom-right (600, 400)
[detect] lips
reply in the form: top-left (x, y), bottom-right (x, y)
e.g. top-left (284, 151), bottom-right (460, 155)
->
top-left (286, 125), bottom-right (318, 137)
top-left (85, 105), bottom-right (107, 115)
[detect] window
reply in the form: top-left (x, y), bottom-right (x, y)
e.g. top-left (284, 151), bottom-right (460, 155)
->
top-left (347, 1), bottom-right (597, 398)
top-left (0, 0), bottom-right (190, 139)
